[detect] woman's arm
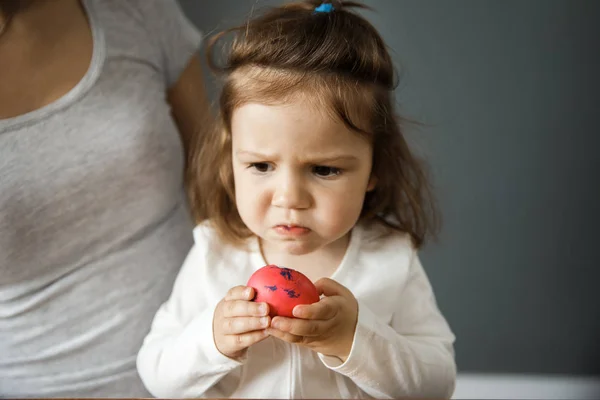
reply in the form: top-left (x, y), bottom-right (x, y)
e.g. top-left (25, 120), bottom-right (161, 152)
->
top-left (167, 55), bottom-right (214, 163)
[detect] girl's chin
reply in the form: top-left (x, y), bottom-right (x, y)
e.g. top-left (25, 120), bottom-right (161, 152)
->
top-left (260, 237), bottom-right (318, 257)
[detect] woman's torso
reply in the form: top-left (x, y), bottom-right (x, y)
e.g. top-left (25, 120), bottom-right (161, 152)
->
top-left (0, 0), bottom-right (198, 396)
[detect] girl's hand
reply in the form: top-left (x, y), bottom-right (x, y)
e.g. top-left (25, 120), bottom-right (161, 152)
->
top-left (267, 278), bottom-right (358, 362)
top-left (213, 286), bottom-right (271, 359)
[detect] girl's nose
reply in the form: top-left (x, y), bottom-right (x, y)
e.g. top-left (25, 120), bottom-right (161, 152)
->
top-left (271, 173), bottom-right (311, 210)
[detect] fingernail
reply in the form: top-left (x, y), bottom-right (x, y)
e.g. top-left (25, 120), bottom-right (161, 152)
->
top-left (245, 288), bottom-right (252, 297)
top-left (271, 320), bottom-right (279, 329)
top-left (260, 317), bottom-right (269, 327)
top-left (259, 304), bottom-right (267, 314)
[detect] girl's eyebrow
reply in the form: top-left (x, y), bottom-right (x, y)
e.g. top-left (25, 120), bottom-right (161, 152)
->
top-left (311, 155), bottom-right (359, 163)
top-left (235, 150), bottom-right (274, 158)
top-left (235, 150), bottom-right (358, 164)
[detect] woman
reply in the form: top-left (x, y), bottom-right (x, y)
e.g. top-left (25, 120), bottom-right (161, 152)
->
top-left (0, 0), bottom-right (212, 396)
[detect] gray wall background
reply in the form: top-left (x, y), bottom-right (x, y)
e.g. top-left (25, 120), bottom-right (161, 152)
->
top-left (178, 0), bottom-right (600, 375)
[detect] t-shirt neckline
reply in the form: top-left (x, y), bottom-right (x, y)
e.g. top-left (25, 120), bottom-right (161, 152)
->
top-left (0, 0), bottom-right (105, 132)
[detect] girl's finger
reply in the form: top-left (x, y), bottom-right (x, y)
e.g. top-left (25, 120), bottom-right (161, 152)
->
top-left (227, 329), bottom-right (269, 352)
top-left (222, 299), bottom-right (269, 318)
top-left (225, 285), bottom-right (254, 301)
top-left (221, 316), bottom-right (270, 335)
top-left (266, 328), bottom-right (303, 344)
top-left (292, 297), bottom-right (338, 320)
top-left (271, 316), bottom-right (328, 337)
top-left (314, 278), bottom-right (352, 298)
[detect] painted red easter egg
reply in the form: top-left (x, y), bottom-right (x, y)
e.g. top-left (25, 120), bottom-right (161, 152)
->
top-left (246, 265), bottom-right (320, 318)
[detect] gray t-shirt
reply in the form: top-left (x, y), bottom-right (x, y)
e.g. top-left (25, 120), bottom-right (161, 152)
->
top-left (0, 0), bottom-right (202, 396)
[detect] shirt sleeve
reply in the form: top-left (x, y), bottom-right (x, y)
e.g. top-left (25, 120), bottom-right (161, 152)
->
top-left (318, 252), bottom-right (457, 399)
top-left (136, 229), bottom-right (242, 398)
top-left (136, 0), bottom-right (203, 88)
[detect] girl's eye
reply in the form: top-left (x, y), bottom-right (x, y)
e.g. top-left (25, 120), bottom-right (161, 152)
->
top-left (312, 166), bottom-right (342, 177)
top-left (249, 162), bottom-right (272, 173)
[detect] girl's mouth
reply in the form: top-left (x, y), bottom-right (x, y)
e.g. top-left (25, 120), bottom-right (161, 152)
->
top-left (273, 224), bottom-right (311, 237)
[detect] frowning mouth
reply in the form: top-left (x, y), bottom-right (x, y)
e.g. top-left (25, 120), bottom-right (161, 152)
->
top-left (273, 224), bottom-right (311, 237)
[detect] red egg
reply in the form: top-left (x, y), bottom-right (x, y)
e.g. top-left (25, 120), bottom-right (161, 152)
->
top-left (246, 265), bottom-right (320, 318)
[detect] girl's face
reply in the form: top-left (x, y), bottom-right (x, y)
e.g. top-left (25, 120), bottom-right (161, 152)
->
top-left (231, 97), bottom-right (376, 258)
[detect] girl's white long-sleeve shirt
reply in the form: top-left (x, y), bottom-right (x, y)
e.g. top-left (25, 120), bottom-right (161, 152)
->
top-left (136, 222), bottom-right (456, 399)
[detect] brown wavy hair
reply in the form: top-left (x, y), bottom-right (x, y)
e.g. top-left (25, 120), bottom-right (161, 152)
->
top-left (188, 0), bottom-right (439, 249)
top-left (0, 0), bottom-right (32, 18)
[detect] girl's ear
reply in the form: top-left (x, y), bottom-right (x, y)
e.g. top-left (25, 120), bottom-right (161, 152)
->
top-left (366, 174), bottom-right (377, 192)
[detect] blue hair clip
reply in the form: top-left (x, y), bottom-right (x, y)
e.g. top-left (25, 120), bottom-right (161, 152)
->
top-left (314, 2), bottom-right (335, 13)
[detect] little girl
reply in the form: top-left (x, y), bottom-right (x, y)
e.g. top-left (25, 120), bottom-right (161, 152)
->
top-left (137, 1), bottom-right (456, 398)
